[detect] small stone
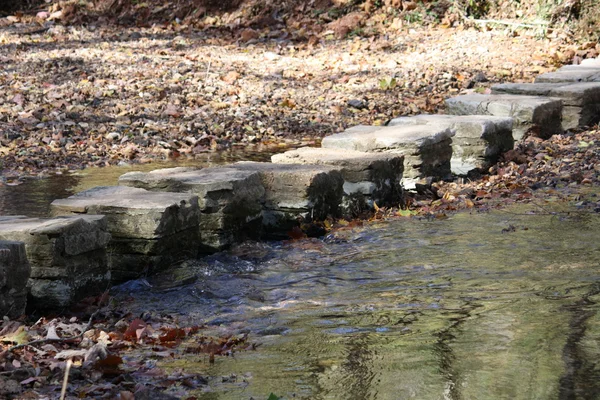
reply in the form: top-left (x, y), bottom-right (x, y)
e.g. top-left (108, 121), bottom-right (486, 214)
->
top-left (348, 99), bottom-right (367, 109)
top-left (106, 132), bottom-right (121, 141)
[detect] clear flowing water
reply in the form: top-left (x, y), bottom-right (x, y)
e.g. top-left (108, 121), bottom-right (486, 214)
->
top-left (113, 202), bottom-right (600, 400)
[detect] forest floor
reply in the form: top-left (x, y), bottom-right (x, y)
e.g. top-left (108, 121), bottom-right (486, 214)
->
top-left (0, 1), bottom-right (590, 177)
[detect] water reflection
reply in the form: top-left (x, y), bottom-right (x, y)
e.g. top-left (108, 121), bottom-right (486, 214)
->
top-left (0, 149), bottom-right (274, 217)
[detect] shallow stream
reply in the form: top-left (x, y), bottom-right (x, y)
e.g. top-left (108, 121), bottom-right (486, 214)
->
top-left (115, 202), bottom-right (600, 400)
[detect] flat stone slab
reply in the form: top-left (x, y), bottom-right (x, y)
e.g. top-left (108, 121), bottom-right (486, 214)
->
top-left (50, 186), bottom-right (200, 281)
top-left (388, 114), bottom-right (514, 175)
top-left (271, 147), bottom-right (404, 212)
top-left (445, 94), bottom-right (563, 140)
top-left (51, 186), bottom-right (199, 239)
top-left (535, 69), bottom-right (600, 83)
top-left (581, 58), bottom-right (600, 67)
top-left (0, 215), bottom-right (111, 309)
top-left (321, 124), bottom-right (453, 185)
top-left (0, 241), bottom-right (30, 317)
top-left (119, 167), bottom-right (264, 251)
top-left (492, 82), bottom-right (600, 129)
top-left (557, 64), bottom-right (600, 72)
top-left (229, 162), bottom-right (344, 233)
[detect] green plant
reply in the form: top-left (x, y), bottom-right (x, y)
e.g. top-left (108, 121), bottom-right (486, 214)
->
top-left (379, 76), bottom-right (398, 90)
top-left (465, 0), bottom-right (489, 18)
top-left (404, 10), bottom-right (422, 23)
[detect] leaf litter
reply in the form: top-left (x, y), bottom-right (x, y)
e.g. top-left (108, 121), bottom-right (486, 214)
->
top-left (0, 0), bottom-right (592, 179)
top-left (0, 295), bottom-right (254, 399)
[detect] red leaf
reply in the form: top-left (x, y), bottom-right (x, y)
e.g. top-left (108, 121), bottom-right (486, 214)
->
top-left (159, 328), bottom-right (186, 343)
top-left (123, 319), bottom-right (145, 340)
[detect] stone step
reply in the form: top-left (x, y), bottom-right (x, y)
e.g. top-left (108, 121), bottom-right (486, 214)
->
top-left (119, 167), bottom-right (264, 251)
top-left (229, 162), bottom-right (344, 235)
top-left (0, 215), bottom-right (111, 309)
top-left (271, 147), bottom-right (404, 213)
top-left (492, 82), bottom-right (600, 129)
top-left (445, 94), bottom-right (563, 140)
top-left (50, 186), bottom-right (200, 282)
top-left (534, 68), bottom-right (600, 83)
top-left (387, 114), bottom-right (514, 175)
top-left (0, 241), bottom-right (30, 318)
top-left (321, 124), bottom-right (453, 187)
top-left (581, 58), bottom-right (600, 67)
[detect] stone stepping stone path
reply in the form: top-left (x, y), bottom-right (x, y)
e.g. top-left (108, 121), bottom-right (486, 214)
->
top-left (2, 56), bottom-right (600, 311)
top-left (118, 167), bottom-right (264, 251)
top-left (0, 215), bottom-right (110, 309)
top-left (445, 93), bottom-right (563, 140)
top-left (535, 64), bottom-right (600, 83)
top-left (50, 186), bottom-right (200, 282)
top-left (271, 147), bottom-right (404, 212)
top-left (228, 162), bottom-right (344, 236)
top-left (386, 114), bottom-right (514, 175)
top-left (321, 124), bottom-right (454, 188)
top-left (491, 82), bottom-right (600, 130)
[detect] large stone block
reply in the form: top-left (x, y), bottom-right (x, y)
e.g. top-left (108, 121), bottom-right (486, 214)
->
top-left (445, 94), bottom-right (563, 140)
top-left (321, 124), bottom-right (453, 187)
top-left (50, 186), bottom-right (200, 281)
top-left (271, 147), bottom-right (404, 213)
top-left (580, 58), bottom-right (600, 67)
top-left (388, 114), bottom-right (514, 175)
top-left (0, 216), bottom-right (110, 309)
top-left (492, 82), bottom-right (600, 129)
top-left (534, 68), bottom-right (600, 84)
top-left (0, 241), bottom-right (30, 318)
top-left (51, 186), bottom-right (199, 239)
top-left (229, 162), bottom-right (344, 234)
top-left (118, 167), bottom-right (264, 251)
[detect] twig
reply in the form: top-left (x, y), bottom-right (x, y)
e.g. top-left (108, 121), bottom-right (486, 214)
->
top-left (59, 359), bottom-right (73, 400)
top-left (468, 18), bottom-right (550, 29)
top-left (205, 58), bottom-right (212, 81)
top-left (7, 311), bottom-right (99, 352)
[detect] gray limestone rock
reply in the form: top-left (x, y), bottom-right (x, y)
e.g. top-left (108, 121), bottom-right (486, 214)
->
top-left (580, 58), bottom-right (600, 67)
top-left (119, 167), bottom-right (264, 251)
top-left (0, 216), bottom-right (110, 309)
top-left (271, 147), bottom-right (404, 214)
top-left (557, 64), bottom-right (600, 72)
top-left (445, 94), bottom-right (563, 140)
top-left (492, 82), bottom-right (600, 129)
top-left (321, 124), bottom-right (454, 187)
top-left (51, 186), bottom-right (199, 239)
top-left (534, 69), bottom-right (600, 84)
top-left (229, 162), bottom-right (344, 234)
top-left (0, 241), bottom-right (30, 318)
top-left (50, 186), bottom-right (200, 281)
top-left (388, 114), bottom-right (514, 175)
